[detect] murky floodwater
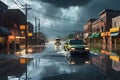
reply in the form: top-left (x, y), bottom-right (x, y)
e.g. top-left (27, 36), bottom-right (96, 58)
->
top-left (0, 41), bottom-right (120, 80)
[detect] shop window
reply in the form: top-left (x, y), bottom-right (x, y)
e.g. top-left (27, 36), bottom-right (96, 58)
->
top-left (101, 26), bottom-right (105, 31)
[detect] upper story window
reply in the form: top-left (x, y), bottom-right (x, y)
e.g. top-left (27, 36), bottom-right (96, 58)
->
top-left (101, 26), bottom-right (105, 31)
top-left (0, 7), bottom-right (2, 12)
top-left (114, 21), bottom-right (116, 27)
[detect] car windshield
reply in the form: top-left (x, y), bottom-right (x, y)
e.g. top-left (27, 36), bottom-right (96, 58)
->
top-left (69, 40), bottom-right (85, 45)
top-left (55, 38), bottom-right (61, 42)
top-left (55, 39), bottom-right (61, 41)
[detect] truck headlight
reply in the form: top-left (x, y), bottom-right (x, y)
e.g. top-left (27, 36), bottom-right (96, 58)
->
top-left (85, 47), bottom-right (89, 50)
top-left (70, 48), bottom-right (75, 50)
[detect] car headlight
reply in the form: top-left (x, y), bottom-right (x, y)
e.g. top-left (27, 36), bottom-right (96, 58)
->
top-left (70, 61), bottom-right (75, 64)
top-left (70, 48), bottom-right (75, 50)
top-left (85, 47), bottom-right (89, 50)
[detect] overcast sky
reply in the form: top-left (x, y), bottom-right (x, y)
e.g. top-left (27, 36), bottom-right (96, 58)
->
top-left (2, 0), bottom-right (120, 40)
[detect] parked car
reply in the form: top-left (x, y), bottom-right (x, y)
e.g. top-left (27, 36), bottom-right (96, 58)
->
top-left (64, 39), bottom-right (89, 56)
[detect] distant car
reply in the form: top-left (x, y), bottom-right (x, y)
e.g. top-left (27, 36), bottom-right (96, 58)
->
top-left (54, 38), bottom-right (61, 45)
top-left (64, 39), bottom-right (89, 55)
top-left (54, 38), bottom-right (61, 50)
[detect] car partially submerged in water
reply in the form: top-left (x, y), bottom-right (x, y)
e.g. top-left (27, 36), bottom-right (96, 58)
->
top-left (64, 39), bottom-right (89, 56)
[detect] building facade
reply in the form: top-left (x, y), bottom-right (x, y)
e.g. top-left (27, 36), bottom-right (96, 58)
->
top-left (84, 9), bottom-right (120, 46)
top-left (110, 15), bottom-right (120, 46)
top-left (0, 1), bottom-right (10, 53)
top-left (99, 9), bottom-right (120, 45)
top-left (91, 19), bottom-right (101, 44)
top-left (84, 19), bottom-right (96, 44)
top-left (5, 9), bottom-right (26, 50)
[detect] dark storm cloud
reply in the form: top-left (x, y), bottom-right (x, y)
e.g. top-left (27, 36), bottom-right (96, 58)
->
top-left (40, 0), bottom-right (93, 8)
top-left (70, 0), bottom-right (120, 26)
top-left (82, 0), bottom-right (120, 19)
top-left (19, 0), bottom-right (120, 39)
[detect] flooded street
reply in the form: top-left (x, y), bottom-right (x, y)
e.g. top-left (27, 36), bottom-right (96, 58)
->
top-left (0, 41), bottom-right (120, 80)
top-left (1, 0), bottom-right (120, 80)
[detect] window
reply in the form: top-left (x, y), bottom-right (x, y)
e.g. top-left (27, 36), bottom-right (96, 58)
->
top-left (69, 40), bottom-right (85, 45)
top-left (101, 26), bottom-right (105, 31)
top-left (114, 21), bottom-right (116, 27)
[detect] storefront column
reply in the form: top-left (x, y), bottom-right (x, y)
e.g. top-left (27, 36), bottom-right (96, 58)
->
top-left (114, 37), bottom-right (116, 50)
top-left (109, 36), bottom-right (112, 46)
top-left (103, 37), bottom-right (106, 45)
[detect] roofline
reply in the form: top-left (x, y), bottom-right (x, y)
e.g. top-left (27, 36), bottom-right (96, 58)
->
top-left (8, 9), bottom-right (25, 16)
top-left (0, 1), bottom-right (8, 8)
top-left (99, 9), bottom-right (120, 15)
top-left (84, 18), bottom-right (97, 26)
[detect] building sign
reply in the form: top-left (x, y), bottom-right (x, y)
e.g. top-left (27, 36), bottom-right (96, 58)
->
top-left (28, 33), bottom-right (33, 36)
top-left (20, 25), bottom-right (28, 30)
top-left (20, 58), bottom-right (26, 64)
top-left (101, 32), bottom-right (110, 37)
top-left (101, 32), bottom-right (106, 37)
top-left (110, 27), bottom-right (119, 33)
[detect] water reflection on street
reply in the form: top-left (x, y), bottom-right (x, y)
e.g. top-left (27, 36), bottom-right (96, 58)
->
top-left (0, 42), bottom-right (120, 80)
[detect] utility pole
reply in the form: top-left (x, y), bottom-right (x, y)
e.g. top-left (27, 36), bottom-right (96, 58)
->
top-left (22, 3), bottom-right (31, 54)
top-left (37, 19), bottom-right (40, 44)
top-left (38, 19), bottom-right (40, 37)
top-left (22, 3), bottom-right (31, 80)
top-left (35, 17), bottom-right (37, 38)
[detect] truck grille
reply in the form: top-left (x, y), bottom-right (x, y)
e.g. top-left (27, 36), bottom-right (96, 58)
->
top-left (75, 48), bottom-right (85, 50)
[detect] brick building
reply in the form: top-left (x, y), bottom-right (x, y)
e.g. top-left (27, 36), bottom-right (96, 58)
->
top-left (110, 15), bottom-right (120, 46)
top-left (84, 19), bottom-right (96, 44)
top-left (0, 1), bottom-right (10, 52)
top-left (84, 9), bottom-right (120, 46)
top-left (5, 9), bottom-right (26, 50)
top-left (91, 19), bottom-right (102, 44)
top-left (99, 9), bottom-right (120, 45)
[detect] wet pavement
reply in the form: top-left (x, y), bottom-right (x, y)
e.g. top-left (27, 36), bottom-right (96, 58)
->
top-left (0, 41), bottom-right (120, 80)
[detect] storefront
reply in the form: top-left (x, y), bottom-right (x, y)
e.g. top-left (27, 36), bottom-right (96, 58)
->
top-left (0, 37), bottom-right (4, 51)
top-left (110, 27), bottom-right (120, 46)
top-left (101, 32), bottom-right (110, 45)
top-left (89, 33), bottom-right (101, 43)
top-left (0, 26), bottom-right (11, 52)
top-left (8, 29), bottom-right (21, 50)
top-left (84, 33), bottom-right (89, 44)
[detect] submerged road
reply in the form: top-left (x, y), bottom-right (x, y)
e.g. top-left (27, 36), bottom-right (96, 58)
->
top-left (0, 41), bottom-right (120, 80)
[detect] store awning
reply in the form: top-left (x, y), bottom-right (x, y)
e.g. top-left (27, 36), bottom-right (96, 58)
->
top-left (94, 33), bottom-right (100, 38)
top-left (0, 26), bottom-right (11, 36)
top-left (89, 33), bottom-right (100, 38)
top-left (89, 34), bottom-right (93, 38)
top-left (110, 32), bottom-right (119, 36)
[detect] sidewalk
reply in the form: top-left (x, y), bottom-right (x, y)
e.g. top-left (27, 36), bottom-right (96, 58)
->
top-left (88, 43), bottom-right (120, 51)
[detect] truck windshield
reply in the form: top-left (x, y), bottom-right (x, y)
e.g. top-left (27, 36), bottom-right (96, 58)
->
top-left (69, 40), bottom-right (85, 45)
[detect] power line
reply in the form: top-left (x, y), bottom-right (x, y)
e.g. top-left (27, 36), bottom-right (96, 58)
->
top-left (39, 13), bottom-right (81, 23)
top-left (40, 26), bottom-right (75, 33)
top-left (16, 0), bottom-right (23, 5)
top-left (12, 0), bottom-right (22, 8)
top-left (11, 0), bottom-right (81, 23)
top-left (11, 0), bottom-right (32, 21)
